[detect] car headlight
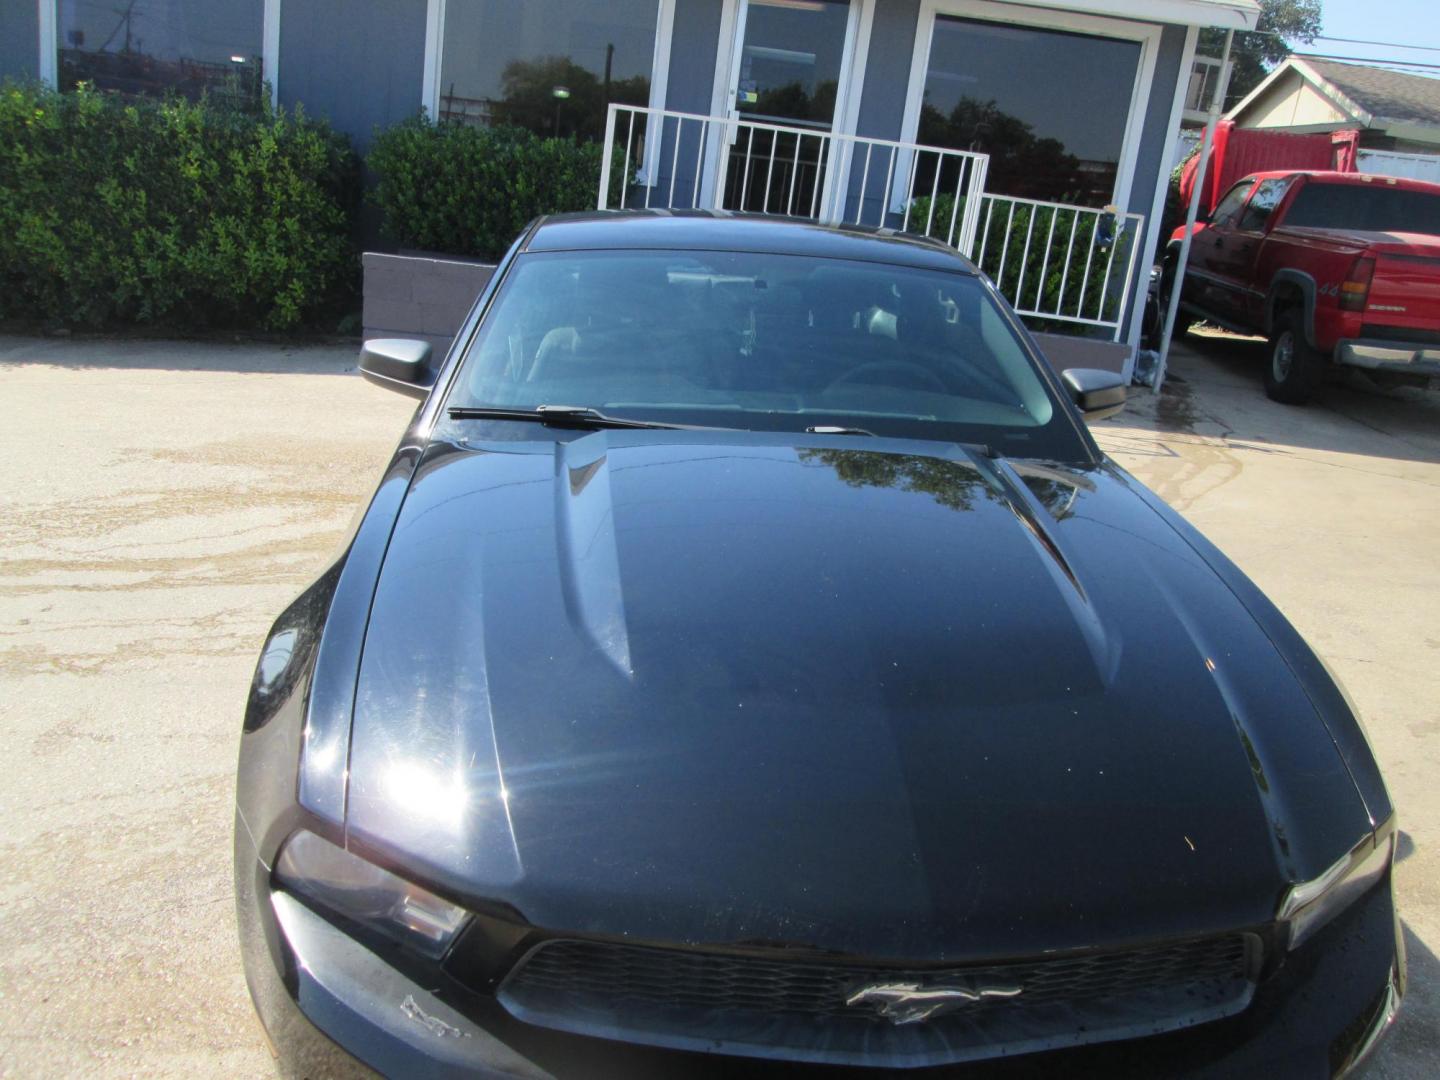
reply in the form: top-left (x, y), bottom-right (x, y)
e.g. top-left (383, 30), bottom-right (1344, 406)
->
top-left (274, 830), bottom-right (470, 958)
top-left (1279, 826), bottom-right (1394, 951)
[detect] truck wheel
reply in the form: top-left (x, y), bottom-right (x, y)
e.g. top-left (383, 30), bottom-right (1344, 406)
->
top-left (1264, 315), bottom-right (1323, 405)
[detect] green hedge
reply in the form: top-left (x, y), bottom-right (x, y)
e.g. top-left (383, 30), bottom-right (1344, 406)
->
top-left (0, 81), bottom-right (358, 331)
top-left (368, 116), bottom-right (602, 260)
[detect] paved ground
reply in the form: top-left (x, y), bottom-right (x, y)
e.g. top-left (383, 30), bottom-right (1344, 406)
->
top-left (0, 330), bottom-right (1436, 1077)
top-left (0, 336), bottom-right (414, 1077)
top-left (1094, 330), bottom-right (1440, 1079)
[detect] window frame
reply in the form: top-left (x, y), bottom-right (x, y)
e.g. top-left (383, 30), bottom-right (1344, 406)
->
top-left (897, 0), bottom-right (1162, 214)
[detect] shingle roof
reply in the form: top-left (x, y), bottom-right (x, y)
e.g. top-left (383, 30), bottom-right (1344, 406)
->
top-left (1303, 59), bottom-right (1440, 128)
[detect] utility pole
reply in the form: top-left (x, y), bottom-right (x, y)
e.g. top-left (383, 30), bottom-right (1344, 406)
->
top-left (1156, 29), bottom-right (1235, 393)
top-left (101, 0), bottom-right (141, 55)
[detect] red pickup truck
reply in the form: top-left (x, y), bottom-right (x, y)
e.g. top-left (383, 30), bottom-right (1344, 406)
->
top-left (1163, 170), bottom-right (1440, 403)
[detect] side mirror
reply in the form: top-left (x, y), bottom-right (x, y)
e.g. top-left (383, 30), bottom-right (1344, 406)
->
top-left (1061, 367), bottom-right (1126, 422)
top-left (360, 338), bottom-right (435, 399)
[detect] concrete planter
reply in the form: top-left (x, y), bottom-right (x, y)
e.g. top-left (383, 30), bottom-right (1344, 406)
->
top-left (362, 252), bottom-right (496, 356)
top-left (1030, 332), bottom-right (1131, 377)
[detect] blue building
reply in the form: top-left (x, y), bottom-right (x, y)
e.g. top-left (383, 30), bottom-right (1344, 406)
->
top-left (1, 0), bottom-right (1259, 372)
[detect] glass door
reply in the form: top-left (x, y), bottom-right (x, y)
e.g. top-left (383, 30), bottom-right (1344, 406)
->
top-left (717, 0), bottom-right (858, 217)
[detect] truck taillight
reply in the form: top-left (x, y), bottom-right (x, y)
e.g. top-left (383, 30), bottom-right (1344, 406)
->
top-left (1339, 257), bottom-right (1375, 312)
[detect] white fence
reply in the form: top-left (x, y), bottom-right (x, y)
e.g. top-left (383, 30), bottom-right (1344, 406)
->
top-left (1358, 149), bottom-right (1440, 184)
top-left (599, 105), bottom-right (989, 252)
top-left (972, 195), bottom-right (1146, 340)
top-left (597, 104), bottom-right (1145, 343)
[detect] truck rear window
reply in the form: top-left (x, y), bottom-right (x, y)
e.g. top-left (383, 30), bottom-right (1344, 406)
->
top-left (1284, 183), bottom-right (1440, 235)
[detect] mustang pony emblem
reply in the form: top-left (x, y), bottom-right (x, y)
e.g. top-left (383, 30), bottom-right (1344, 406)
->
top-left (845, 981), bottom-right (1024, 1025)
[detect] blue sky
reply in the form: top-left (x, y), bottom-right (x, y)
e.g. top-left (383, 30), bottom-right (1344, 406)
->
top-left (1299, 0), bottom-right (1440, 75)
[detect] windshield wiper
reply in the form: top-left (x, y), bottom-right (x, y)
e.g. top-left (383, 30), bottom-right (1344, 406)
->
top-left (446, 405), bottom-right (682, 430)
top-left (805, 425), bottom-right (875, 436)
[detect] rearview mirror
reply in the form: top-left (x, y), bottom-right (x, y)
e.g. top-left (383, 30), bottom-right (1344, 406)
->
top-left (360, 338), bottom-right (435, 399)
top-left (1061, 367), bottom-right (1126, 422)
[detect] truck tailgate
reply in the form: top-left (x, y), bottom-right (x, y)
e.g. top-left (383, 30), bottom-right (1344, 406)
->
top-left (1367, 247), bottom-right (1440, 335)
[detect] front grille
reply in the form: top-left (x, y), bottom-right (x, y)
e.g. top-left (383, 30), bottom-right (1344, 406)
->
top-left (498, 934), bottom-right (1259, 1067)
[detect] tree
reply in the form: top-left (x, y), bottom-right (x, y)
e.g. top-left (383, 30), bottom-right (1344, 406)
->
top-left (1200, 0), bottom-right (1323, 109)
top-left (917, 98), bottom-right (1090, 205)
top-left (798, 450), bottom-right (990, 513)
top-left (494, 56), bottom-right (648, 142)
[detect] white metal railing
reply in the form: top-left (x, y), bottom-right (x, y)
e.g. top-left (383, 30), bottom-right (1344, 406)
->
top-left (598, 104), bottom-right (989, 251)
top-left (596, 104), bottom-right (1144, 342)
top-left (971, 194), bottom-right (1146, 341)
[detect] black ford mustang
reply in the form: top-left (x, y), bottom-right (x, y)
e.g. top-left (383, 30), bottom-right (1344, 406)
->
top-left (235, 213), bottom-right (1402, 1078)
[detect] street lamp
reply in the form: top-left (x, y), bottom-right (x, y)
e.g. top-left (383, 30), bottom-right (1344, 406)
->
top-left (552, 85), bottom-right (570, 137)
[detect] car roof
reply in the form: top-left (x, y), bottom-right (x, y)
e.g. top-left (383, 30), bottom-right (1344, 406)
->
top-left (522, 210), bottom-right (978, 273)
top-left (1241, 170), bottom-right (1440, 195)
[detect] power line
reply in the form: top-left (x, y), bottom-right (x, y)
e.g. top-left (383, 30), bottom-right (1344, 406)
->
top-left (1236, 28), bottom-right (1440, 55)
top-left (1293, 51), bottom-right (1440, 73)
top-left (1315, 35), bottom-right (1440, 54)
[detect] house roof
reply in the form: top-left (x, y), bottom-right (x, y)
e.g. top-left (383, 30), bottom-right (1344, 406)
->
top-left (1229, 57), bottom-right (1440, 137)
top-left (1300, 59), bottom-right (1440, 129)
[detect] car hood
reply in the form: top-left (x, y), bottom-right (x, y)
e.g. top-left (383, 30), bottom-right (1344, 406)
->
top-left (344, 430), bottom-right (1368, 960)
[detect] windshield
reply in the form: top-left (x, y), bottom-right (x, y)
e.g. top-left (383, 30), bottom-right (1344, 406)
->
top-left (1284, 183), bottom-right (1440, 235)
top-left (446, 249), bottom-right (1088, 459)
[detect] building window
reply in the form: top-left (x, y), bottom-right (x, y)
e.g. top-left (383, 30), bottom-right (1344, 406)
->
top-left (733, 0), bottom-right (851, 128)
top-left (438, 0), bottom-right (660, 140)
top-left (57, 0), bottom-right (264, 109)
top-left (917, 16), bottom-right (1140, 207)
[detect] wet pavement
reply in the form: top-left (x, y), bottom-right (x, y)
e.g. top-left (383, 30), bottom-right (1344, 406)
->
top-left (0, 329), bottom-right (1436, 1076)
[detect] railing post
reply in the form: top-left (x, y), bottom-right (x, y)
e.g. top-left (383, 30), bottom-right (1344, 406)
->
top-left (1114, 218), bottom-right (1145, 342)
top-left (598, 104), bottom-right (618, 211)
top-left (960, 156), bottom-right (989, 258)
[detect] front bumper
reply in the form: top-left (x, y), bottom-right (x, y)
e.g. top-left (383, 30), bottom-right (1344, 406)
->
top-left (1335, 338), bottom-right (1440, 378)
top-left (237, 841), bottom-right (1406, 1079)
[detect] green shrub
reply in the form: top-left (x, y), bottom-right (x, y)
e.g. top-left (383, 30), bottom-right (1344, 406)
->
top-left (368, 116), bottom-right (602, 259)
top-left (0, 81), bottom-right (358, 331)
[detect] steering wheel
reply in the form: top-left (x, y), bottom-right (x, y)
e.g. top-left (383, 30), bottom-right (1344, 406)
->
top-left (826, 360), bottom-right (949, 396)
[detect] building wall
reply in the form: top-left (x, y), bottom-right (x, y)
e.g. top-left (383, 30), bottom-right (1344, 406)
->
top-left (0, 0), bottom-right (40, 81)
top-left (637, 0), bottom-right (724, 206)
top-left (854, 0), bottom-right (920, 141)
top-left (1114, 21), bottom-right (1186, 354)
top-left (666, 0), bottom-right (723, 114)
top-left (278, 0), bottom-right (426, 153)
top-left (1240, 73), bottom-right (1351, 130)
top-left (346, 0), bottom-right (1197, 359)
top-left (1130, 25), bottom-right (1185, 222)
